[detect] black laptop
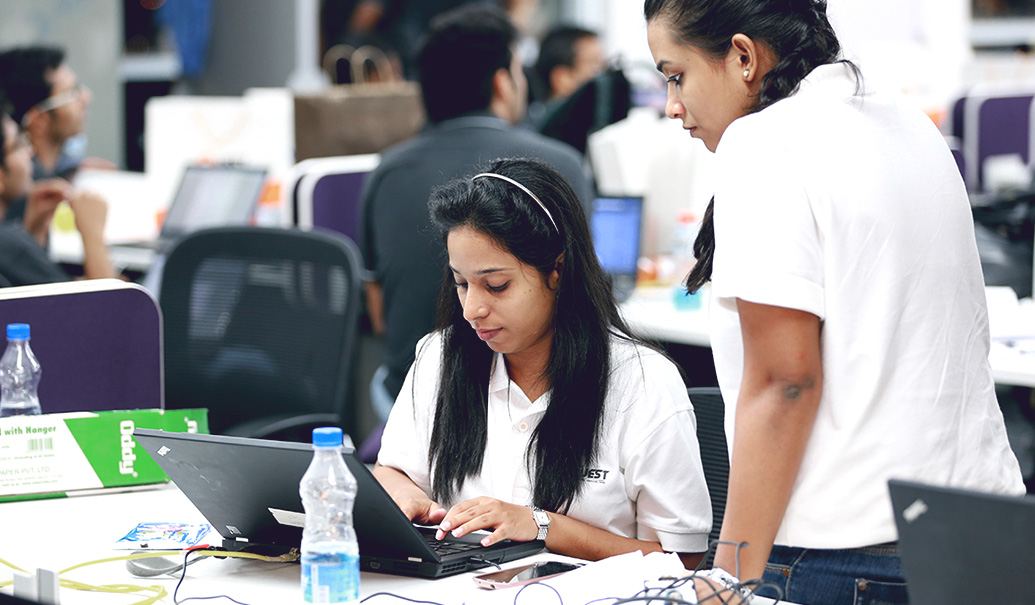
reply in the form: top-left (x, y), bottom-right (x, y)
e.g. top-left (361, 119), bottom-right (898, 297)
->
top-left (590, 196), bottom-right (643, 303)
top-left (888, 479), bottom-right (1035, 605)
top-left (133, 429), bottom-right (543, 578)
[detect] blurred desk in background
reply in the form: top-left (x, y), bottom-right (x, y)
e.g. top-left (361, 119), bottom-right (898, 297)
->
top-left (621, 286), bottom-right (1035, 389)
top-left (48, 169), bottom-right (165, 273)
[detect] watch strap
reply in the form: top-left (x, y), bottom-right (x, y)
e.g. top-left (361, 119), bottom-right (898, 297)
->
top-left (529, 505), bottom-right (550, 541)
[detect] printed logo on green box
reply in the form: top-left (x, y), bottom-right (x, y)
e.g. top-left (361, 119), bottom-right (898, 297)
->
top-left (0, 408), bottom-right (209, 501)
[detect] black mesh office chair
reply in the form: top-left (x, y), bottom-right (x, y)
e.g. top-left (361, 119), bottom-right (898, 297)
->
top-left (688, 386), bottom-right (730, 568)
top-left (160, 226), bottom-right (363, 442)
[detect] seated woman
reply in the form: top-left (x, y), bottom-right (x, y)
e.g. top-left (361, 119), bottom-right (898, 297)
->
top-left (374, 157), bottom-right (712, 566)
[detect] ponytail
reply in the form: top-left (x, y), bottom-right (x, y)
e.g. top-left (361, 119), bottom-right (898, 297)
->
top-left (684, 197), bottom-right (714, 294)
top-left (755, 1), bottom-right (844, 111)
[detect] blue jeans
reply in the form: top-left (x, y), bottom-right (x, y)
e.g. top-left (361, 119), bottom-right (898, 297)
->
top-left (753, 542), bottom-right (909, 605)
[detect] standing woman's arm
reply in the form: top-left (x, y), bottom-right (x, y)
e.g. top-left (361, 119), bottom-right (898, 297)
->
top-left (712, 299), bottom-right (823, 582)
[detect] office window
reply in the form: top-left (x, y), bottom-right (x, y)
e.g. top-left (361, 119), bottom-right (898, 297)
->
top-left (973, 0), bottom-right (1035, 18)
top-left (972, 0), bottom-right (1035, 49)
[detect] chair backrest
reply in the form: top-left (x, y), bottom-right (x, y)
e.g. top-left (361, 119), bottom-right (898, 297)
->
top-left (0, 280), bottom-right (162, 413)
top-left (688, 386), bottom-right (729, 567)
top-left (963, 91), bottom-right (1035, 191)
top-left (159, 227), bottom-right (363, 439)
top-left (289, 154), bottom-right (381, 242)
top-left (945, 135), bottom-right (966, 190)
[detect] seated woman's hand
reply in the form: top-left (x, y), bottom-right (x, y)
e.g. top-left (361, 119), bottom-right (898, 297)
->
top-left (394, 493), bottom-right (447, 526)
top-left (435, 497), bottom-right (540, 546)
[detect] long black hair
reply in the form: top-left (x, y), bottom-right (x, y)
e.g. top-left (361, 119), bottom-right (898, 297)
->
top-left (644, 0), bottom-right (850, 293)
top-left (425, 157), bottom-right (633, 513)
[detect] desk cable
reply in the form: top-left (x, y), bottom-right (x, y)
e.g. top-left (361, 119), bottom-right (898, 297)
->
top-left (1, 546), bottom-right (298, 605)
top-left (2, 541), bottom-right (781, 605)
top-left (362, 544), bottom-right (782, 605)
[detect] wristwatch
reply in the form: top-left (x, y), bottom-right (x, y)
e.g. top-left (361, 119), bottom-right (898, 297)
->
top-left (529, 506), bottom-right (550, 541)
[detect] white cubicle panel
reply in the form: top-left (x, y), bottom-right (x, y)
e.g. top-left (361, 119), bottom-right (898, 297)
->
top-left (143, 88), bottom-right (295, 213)
top-left (588, 109), bottom-right (715, 258)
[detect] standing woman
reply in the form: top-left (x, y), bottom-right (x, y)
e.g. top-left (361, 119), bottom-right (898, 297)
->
top-left (646, 1), bottom-right (1024, 603)
top-left (374, 157), bottom-right (712, 564)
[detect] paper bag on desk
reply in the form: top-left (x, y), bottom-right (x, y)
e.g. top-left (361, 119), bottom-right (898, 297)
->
top-left (294, 82), bottom-right (425, 161)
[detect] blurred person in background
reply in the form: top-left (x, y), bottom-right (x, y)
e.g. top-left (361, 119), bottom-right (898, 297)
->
top-left (0, 46), bottom-right (115, 226)
top-left (535, 26), bottom-right (607, 103)
top-left (320, 0), bottom-right (495, 79)
top-left (360, 4), bottom-right (591, 419)
top-left (0, 98), bottom-right (114, 286)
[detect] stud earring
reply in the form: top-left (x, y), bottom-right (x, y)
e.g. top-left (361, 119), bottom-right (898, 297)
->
top-left (743, 70), bottom-right (750, 79)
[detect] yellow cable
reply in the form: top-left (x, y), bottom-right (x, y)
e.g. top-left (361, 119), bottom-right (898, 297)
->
top-left (0, 548), bottom-right (299, 605)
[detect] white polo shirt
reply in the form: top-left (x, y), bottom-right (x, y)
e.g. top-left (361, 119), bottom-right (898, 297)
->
top-left (378, 331), bottom-right (712, 554)
top-left (709, 63), bottom-right (1024, 549)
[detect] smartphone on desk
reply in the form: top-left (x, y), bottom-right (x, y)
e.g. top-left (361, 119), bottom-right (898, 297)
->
top-left (473, 561), bottom-right (583, 589)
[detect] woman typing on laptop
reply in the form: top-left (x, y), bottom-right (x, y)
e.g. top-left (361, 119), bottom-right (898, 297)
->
top-left (373, 158), bottom-right (711, 566)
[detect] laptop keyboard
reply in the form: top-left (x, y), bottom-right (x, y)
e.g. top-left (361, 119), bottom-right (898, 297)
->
top-left (424, 534), bottom-right (485, 556)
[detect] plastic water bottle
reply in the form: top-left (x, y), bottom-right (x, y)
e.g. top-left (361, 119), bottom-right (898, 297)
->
top-left (670, 211), bottom-right (703, 311)
top-left (0, 323), bottom-right (42, 417)
top-left (300, 427), bottom-right (359, 604)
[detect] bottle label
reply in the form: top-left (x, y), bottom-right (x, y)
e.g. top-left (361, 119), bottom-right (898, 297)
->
top-left (301, 552), bottom-right (360, 604)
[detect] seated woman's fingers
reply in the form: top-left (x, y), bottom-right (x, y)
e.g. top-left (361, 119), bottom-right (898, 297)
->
top-left (438, 498), bottom-right (538, 543)
top-left (436, 499), bottom-right (475, 538)
top-left (424, 505), bottom-right (447, 525)
top-left (398, 496), bottom-right (445, 525)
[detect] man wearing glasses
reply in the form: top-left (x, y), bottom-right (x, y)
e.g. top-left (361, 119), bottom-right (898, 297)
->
top-left (0, 46), bottom-right (113, 228)
top-left (0, 97), bottom-right (114, 286)
top-left (0, 47), bottom-right (105, 181)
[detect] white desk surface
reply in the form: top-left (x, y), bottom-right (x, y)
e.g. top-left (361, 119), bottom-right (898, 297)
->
top-left (620, 286), bottom-right (1035, 389)
top-left (48, 169), bottom-right (165, 273)
top-left (2, 484), bottom-right (779, 605)
top-left (620, 286), bottom-right (711, 348)
top-left (0, 485), bottom-right (547, 604)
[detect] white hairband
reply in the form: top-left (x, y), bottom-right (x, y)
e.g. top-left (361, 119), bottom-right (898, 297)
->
top-left (472, 172), bottom-right (559, 233)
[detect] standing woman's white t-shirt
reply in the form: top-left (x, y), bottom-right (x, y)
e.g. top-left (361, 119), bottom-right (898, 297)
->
top-left (708, 62), bottom-right (1024, 550)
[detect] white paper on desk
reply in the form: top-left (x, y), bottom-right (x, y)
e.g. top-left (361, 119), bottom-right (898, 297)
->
top-left (472, 551), bottom-right (687, 605)
top-left (986, 287), bottom-right (1035, 341)
top-left (72, 169), bottom-right (161, 242)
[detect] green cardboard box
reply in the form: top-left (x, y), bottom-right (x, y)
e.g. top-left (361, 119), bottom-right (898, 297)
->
top-left (0, 408), bottom-right (208, 501)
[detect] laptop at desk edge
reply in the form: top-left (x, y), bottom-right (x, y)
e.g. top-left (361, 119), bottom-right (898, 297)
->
top-left (888, 478), bottom-right (1035, 605)
top-left (133, 429), bottom-right (543, 578)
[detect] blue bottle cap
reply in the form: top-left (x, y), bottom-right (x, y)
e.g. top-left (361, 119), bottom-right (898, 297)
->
top-left (7, 323), bottom-right (29, 340)
top-left (312, 427), bottom-right (343, 447)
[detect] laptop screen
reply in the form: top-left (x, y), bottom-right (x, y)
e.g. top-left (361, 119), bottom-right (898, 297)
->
top-left (161, 165), bottom-right (268, 238)
top-left (590, 196), bottom-right (643, 276)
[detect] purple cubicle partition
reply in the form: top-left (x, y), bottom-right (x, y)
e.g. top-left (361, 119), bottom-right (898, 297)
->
top-left (0, 281), bottom-right (162, 413)
top-left (310, 171), bottom-right (370, 242)
top-left (963, 92), bottom-right (1035, 192)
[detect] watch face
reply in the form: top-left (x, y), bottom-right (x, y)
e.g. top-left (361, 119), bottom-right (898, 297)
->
top-left (533, 510), bottom-right (549, 525)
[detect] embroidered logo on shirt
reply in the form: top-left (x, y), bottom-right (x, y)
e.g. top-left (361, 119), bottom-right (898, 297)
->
top-left (583, 468), bottom-right (610, 484)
